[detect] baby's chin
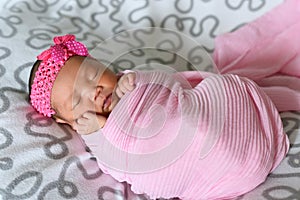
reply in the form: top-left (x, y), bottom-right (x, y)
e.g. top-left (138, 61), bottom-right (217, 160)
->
top-left (106, 99), bottom-right (118, 114)
top-left (97, 91), bottom-right (119, 116)
top-left (108, 92), bottom-right (120, 111)
top-left (100, 111), bottom-right (110, 118)
top-left (100, 100), bottom-right (116, 117)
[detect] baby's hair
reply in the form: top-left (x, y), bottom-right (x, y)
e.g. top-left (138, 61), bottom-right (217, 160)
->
top-left (28, 60), bottom-right (41, 101)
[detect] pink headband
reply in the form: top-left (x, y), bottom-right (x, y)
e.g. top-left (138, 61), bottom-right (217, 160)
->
top-left (30, 34), bottom-right (89, 117)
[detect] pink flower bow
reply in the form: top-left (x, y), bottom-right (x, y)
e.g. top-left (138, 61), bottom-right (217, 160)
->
top-left (37, 34), bottom-right (88, 62)
top-left (37, 48), bottom-right (52, 60)
top-left (53, 34), bottom-right (75, 44)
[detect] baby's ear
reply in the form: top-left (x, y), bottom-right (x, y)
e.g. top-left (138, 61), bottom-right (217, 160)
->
top-left (53, 116), bottom-right (76, 131)
top-left (54, 117), bottom-right (67, 124)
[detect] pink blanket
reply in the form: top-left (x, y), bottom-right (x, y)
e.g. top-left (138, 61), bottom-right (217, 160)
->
top-left (213, 0), bottom-right (300, 112)
top-left (81, 0), bottom-right (300, 199)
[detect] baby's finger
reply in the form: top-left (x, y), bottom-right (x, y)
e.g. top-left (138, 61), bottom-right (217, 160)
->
top-left (115, 86), bottom-right (124, 98)
top-left (127, 73), bottom-right (136, 86)
top-left (118, 80), bottom-right (128, 94)
top-left (82, 111), bottom-right (96, 119)
top-left (120, 79), bottom-right (135, 93)
top-left (123, 80), bottom-right (135, 91)
top-left (76, 127), bottom-right (89, 135)
top-left (76, 117), bottom-right (90, 125)
top-left (72, 123), bottom-right (87, 134)
top-left (96, 115), bottom-right (107, 128)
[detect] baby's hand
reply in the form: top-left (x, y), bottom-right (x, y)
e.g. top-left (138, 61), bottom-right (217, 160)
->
top-left (73, 112), bottom-right (107, 135)
top-left (115, 72), bottom-right (136, 99)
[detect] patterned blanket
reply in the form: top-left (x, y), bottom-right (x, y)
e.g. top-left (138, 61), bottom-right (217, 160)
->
top-left (1, 0), bottom-right (299, 200)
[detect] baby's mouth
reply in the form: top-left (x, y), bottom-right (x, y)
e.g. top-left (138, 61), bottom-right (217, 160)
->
top-left (103, 93), bottom-right (112, 111)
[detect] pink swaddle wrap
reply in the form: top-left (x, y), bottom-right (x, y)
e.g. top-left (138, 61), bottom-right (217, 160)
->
top-left (81, 0), bottom-right (300, 199)
top-left (82, 70), bottom-right (288, 199)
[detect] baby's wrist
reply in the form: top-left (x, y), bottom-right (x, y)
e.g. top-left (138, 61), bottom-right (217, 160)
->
top-left (96, 114), bottom-right (107, 128)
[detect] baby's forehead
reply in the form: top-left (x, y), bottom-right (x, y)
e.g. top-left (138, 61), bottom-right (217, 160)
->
top-left (60, 56), bottom-right (98, 73)
top-left (73, 56), bottom-right (107, 70)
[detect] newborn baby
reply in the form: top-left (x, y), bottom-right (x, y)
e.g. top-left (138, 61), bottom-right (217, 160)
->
top-left (29, 34), bottom-right (289, 199)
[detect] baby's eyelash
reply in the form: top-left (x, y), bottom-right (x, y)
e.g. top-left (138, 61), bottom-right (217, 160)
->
top-left (72, 97), bottom-right (81, 110)
top-left (92, 68), bottom-right (100, 80)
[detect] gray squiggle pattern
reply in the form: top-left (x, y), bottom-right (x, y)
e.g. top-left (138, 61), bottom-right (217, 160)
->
top-left (1, 0), bottom-right (297, 199)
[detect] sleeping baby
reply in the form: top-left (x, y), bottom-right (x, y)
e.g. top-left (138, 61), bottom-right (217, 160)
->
top-left (29, 34), bottom-right (290, 199)
top-left (28, 34), bottom-right (136, 134)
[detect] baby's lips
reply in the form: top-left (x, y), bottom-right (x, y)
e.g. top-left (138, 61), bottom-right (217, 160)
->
top-left (108, 92), bottom-right (119, 111)
top-left (103, 93), bottom-right (112, 111)
top-left (94, 92), bottom-right (105, 113)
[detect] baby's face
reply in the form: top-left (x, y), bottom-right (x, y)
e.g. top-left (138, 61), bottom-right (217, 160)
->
top-left (51, 56), bottom-right (118, 127)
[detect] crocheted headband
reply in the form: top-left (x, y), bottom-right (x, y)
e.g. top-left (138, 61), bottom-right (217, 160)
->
top-left (30, 34), bottom-right (89, 117)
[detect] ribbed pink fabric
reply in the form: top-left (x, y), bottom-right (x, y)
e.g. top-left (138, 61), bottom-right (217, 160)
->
top-left (80, 0), bottom-right (300, 199)
top-left (82, 70), bottom-right (289, 199)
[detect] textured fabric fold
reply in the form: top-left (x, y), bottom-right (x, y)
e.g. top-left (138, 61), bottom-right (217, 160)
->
top-left (213, 0), bottom-right (300, 112)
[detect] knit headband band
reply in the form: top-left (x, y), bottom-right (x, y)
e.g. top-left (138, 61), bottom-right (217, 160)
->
top-left (30, 34), bottom-right (89, 117)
